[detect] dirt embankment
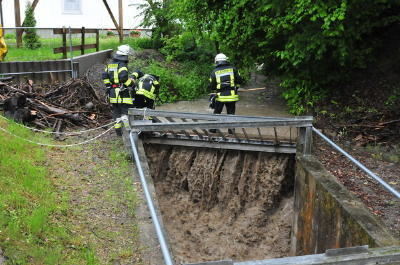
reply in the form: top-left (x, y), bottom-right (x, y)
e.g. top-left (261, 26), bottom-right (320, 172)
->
top-left (145, 145), bottom-right (295, 264)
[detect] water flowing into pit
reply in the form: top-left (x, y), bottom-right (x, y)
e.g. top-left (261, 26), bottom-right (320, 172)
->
top-left (145, 145), bottom-right (295, 264)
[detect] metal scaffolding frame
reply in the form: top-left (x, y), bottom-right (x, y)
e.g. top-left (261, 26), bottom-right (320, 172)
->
top-left (128, 109), bottom-right (313, 155)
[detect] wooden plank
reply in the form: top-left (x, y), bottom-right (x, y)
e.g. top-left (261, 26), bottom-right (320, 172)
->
top-left (53, 44), bottom-right (97, 54)
top-left (53, 28), bottom-right (99, 34)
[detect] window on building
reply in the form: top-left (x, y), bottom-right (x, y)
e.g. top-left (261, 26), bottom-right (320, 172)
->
top-left (63, 0), bottom-right (81, 14)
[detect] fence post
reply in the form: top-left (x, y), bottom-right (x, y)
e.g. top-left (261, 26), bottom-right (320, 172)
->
top-left (297, 126), bottom-right (312, 155)
top-left (81, 27), bottom-right (85, 55)
top-left (68, 27), bottom-right (75, 78)
top-left (96, 29), bottom-right (99, 51)
top-left (62, 27), bottom-right (67, 59)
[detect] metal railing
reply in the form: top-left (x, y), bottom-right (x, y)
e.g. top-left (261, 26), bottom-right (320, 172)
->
top-left (128, 130), bottom-right (174, 265)
top-left (312, 127), bottom-right (400, 200)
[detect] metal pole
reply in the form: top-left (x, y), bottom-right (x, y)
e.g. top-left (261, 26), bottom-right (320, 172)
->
top-left (68, 26), bottom-right (75, 78)
top-left (129, 131), bottom-right (174, 265)
top-left (312, 127), bottom-right (400, 199)
top-left (0, 0), bottom-right (4, 26)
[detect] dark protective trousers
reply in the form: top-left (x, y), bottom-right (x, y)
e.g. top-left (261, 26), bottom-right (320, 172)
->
top-left (112, 103), bottom-right (130, 136)
top-left (211, 101), bottom-right (236, 134)
top-left (134, 95), bottom-right (155, 109)
top-left (213, 101), bottom-right (236, 115)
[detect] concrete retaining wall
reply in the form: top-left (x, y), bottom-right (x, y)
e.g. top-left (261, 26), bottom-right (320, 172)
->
top-left (73, 49), bottom-right (112, 77)
top-left (291, 154), bottom-right (399, 255)
top-left (0, 49), bottom-right (112, 83)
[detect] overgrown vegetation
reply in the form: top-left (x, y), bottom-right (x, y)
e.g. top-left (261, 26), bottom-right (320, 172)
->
top-left (139, 0), bottom-right (400, 114)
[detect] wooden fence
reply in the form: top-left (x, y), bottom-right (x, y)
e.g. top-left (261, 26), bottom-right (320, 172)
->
top-left (53, 27), bottom-right (100, 59)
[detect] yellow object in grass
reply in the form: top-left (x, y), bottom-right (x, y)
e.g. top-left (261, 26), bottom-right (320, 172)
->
top-left (0, 25), bottom-right (8, 61)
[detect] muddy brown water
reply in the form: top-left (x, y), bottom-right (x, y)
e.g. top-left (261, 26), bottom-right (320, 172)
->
top-left (145, 146), bottom-right (295, 264)
top-left (143, 78), bottom-right (297, 264)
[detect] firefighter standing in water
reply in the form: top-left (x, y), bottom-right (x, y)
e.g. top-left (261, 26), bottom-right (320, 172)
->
top-left (102, 44), bottom-right (136, 136)
top-left (209, 53), bottom-right (242, 134)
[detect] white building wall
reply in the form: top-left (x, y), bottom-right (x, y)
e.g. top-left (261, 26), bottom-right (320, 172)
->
top-left (2, 0), bottom-right (146, 29)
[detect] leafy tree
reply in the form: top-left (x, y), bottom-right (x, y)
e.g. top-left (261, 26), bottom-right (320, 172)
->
top-left (22, 1), bottom-right (41, 49)
top-left (138, 0), bottom-right (179, 43)
top-left (172, 0), bottom-right (400, 114)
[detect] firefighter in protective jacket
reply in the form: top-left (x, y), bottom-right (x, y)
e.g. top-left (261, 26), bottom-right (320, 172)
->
top-left (134, 73), bottom-right (160, 109)
top-left (102, 44), bottom-right (135, 136)
top-left (209, 53), bottom-right (242, 133)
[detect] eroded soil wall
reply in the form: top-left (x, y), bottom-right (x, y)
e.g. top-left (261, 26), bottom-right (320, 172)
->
top-left (145, 144), bottom-right (295, 264)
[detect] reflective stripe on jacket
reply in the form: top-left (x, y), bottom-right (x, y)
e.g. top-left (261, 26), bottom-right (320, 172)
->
top-left (209, 62), bottom-right (242, 102)
top-left (102, 59), bottom-right (134, 104)
top-left (136, 74), bottom-right (160, 100)
top-left (216, 89), bottom-right (239, 102)
top-left (109, 86), bottom-right (134, 104)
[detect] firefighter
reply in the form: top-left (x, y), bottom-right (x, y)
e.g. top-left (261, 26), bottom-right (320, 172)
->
top-left (134, 73), bottom-right (160, 109)
top-left (209, 53), bottom-right (242, 134)
top-left (102, 44), bottom-right (135, 136)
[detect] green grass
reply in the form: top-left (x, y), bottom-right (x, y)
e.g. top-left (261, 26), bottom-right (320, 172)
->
top-left (0, 117), bottom-right (99, 264)
top-left (3, 36), bottom-right (153, 61)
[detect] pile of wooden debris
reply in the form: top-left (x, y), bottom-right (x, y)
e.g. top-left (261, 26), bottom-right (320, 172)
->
top-left (0, 78), bottom-right (112, 133)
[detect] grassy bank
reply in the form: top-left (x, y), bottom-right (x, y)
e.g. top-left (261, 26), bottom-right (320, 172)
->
top-left (0, 118), bottom-right (96, 264)
top-left (0, 117), bottom-right (142, 264)
top-left (3, 36), bottom-right (154, 61)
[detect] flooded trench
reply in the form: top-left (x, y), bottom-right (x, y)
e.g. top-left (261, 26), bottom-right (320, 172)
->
top-left (145, 145), bottom-right (295, 264)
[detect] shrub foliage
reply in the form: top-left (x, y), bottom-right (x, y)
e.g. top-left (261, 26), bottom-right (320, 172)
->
top-left (22, 1), bottom-right (41, 50)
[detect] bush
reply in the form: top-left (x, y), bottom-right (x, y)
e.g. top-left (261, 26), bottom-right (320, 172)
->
top-left (22, 2), bottom-right (41, 49)
top-left (106, 30), bottom-right (115, 37)
top-left (131, 60), bottom-right (212, 104)
top-left (131, 37), bottom-right (162, 50)
top-left (161, 32), bottom-right (214, 63)
top-left (130, 30), bottom-right (140, 36)
top-left (4, 33), bottom-right (15, 39)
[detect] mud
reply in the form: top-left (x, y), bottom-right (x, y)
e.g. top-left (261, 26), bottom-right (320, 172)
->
top-left (145, 145), bottom-right (295, 264)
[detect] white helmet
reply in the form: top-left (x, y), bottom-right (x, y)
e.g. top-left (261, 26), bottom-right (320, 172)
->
top-left (215, 53), bottom-right (228, 64)
top-left (116, 44), bottom-right (132, 56)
